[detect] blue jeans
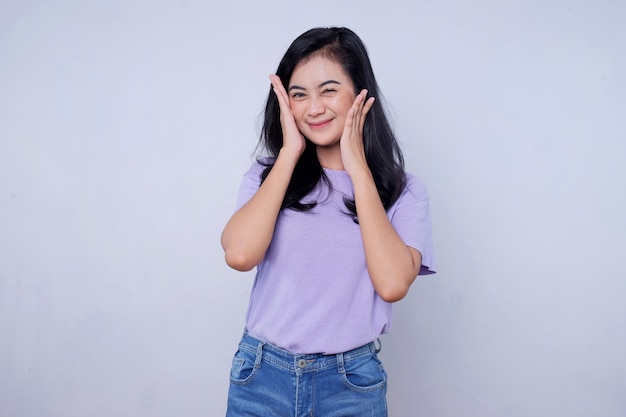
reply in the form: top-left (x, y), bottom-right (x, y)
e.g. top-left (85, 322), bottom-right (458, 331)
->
top-left (226, 332), bottom-right (388, 417)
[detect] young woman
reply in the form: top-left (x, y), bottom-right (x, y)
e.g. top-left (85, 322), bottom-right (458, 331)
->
top-left (221, 27), bottom-right (436, 417)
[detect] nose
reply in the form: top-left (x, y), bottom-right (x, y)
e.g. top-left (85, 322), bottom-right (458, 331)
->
top-left (306, 96), bottom-right (325, 116)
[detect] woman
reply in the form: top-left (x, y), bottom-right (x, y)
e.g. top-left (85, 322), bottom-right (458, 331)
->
top-left (221, 26), bottom-right (436, 417)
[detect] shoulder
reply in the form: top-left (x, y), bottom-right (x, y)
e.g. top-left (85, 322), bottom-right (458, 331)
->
top-left (243, 157), bottom-right (274, 178)
top-left (401, 172), bottom-right (430, 202)
top-left (235, 158), bottom-right (275, 209)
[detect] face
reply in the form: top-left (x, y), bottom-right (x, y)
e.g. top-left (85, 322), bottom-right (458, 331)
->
top-left (288, 55), bottom-right (356, 149)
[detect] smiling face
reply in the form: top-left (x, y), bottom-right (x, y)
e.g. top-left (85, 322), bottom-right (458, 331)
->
top-left (288, 55), bottom-right (357, 154)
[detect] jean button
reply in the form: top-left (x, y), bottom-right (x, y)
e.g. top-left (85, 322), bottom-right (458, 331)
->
top-left (297, 359), bottom-right (307, 368)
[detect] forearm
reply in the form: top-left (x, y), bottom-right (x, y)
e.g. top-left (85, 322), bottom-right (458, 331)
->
top-left (351, 169), bottom-right (421, 302)
top-left (221, 150), bottom-right (299, 271)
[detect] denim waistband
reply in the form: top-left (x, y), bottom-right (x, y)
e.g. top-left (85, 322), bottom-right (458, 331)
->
top-left (237, 332), bottom-right (380, 373)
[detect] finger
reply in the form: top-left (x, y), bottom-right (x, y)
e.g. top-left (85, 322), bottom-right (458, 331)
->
top-left (269, 74), bottom-right (284, 92)
top-left (361, 96), bottom-right (375, 118)
top-left (353, 90), bottom-right (373, 134)
top-left (356, 90), bottom-right (374, 115)
top-left (270, 75), bottom-right (291, 106)
top-left (354, 89), bottom-right (367, 111)
top-left (342, 106), bottom-right (356, 138)
top-left (353, 96), bottom-right (375, 139)
top-left (349, 90), bottom-right (366, 131)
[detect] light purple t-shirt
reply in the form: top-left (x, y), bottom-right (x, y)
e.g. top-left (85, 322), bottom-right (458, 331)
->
top-left (234, 161), bottom-right (436, 354)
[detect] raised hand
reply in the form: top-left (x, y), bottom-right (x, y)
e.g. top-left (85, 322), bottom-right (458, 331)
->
top-left (340, 89), bottom-right (376, 177)
top-left (269, 74), bottom-right (306, 159)
top-left (221, 76), bottom-right (307, 272)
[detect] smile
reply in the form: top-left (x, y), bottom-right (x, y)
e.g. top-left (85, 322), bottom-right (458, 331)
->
top-left (308, 119), bottom-right (332, 129)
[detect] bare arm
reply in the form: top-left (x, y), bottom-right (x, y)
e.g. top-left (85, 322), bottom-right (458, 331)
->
top-left (351, 169), bottom-right (422, 302)
top-left (220, 151), bottom-right (299, 271)
top-left (220, 75), bottom-right (304, 271)
top-left (341, 90), bottom-right (421, 302)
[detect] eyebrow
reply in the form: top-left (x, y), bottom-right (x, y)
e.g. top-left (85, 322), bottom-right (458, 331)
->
top-left (288, 80), bottom-right (341, 92)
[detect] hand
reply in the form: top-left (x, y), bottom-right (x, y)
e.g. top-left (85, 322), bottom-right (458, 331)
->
top-left (340, 89), bottom-right (376, 177)
top-left (269, 74), bottom-right (306, 159)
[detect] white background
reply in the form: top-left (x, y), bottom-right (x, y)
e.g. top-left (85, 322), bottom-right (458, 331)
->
top-left (1, 1), bottom-right (624, 416)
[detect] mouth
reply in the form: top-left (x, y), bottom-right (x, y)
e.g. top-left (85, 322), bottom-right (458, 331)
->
top-left (307, 119), bottom-right (332, 129)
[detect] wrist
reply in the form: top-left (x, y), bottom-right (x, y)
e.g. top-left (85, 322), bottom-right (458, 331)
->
top-left (276, 147), bottom-right (302, 167)
top-left (347, 163), bottom-right (373, 183)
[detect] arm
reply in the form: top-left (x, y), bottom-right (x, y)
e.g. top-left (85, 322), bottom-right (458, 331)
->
top-left (221, 75), bottom-right (304, 271)
top-left (341, 91), bottom-right (421, 302)
top-left (351, 169), bottom-right (422, 302)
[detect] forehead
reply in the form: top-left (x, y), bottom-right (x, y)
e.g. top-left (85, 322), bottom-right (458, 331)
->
top-left (289, 55), bottom-right (352, 87)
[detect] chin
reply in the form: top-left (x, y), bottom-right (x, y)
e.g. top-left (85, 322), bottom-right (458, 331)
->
top-left (310, 140), bottom-right (341, 148)
top-left (306, 134), bottom-right (341, 147)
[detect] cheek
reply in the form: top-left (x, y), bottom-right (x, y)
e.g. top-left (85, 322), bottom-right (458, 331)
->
top-left (289, 100), bottom-right (304, 119)
top-left (335, 94), bottom-right (356, 115)
top-left (288, 103), bottom-right (308, 130)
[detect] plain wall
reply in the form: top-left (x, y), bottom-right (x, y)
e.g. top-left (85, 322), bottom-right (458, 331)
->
top-left (1, 0), bottom-right (624, 416)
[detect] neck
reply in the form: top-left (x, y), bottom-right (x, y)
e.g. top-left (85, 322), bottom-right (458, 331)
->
top-left (316, 144), bottom-right (344, 170)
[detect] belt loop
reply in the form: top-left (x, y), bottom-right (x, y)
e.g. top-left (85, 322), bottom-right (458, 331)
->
top-left (375, 338), bottom-right (382, 354)
top-left (254, 341), bottom-right (265, 369)
top-left (336, 352), bottom-right (345, 374)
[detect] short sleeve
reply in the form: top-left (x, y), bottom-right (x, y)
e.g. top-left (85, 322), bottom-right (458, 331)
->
top-left (234, 161), bottom-right (266, 211)
top-left (389, 174), bottom-right (437, 275)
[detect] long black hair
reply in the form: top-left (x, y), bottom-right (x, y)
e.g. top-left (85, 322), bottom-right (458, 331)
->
top-left (259, 27), bottom-right (406, 220)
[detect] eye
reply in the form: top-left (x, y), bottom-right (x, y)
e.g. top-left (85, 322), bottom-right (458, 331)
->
top-left (291, 92), bottom-right (306, 100)
top-left (322, 88), bottom-right (337, 94)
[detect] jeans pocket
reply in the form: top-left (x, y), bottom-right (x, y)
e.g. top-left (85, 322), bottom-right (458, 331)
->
top-left (229, 348), bottom-right (259, 385)
top-left (342, 353), bottom-right (387, 392)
